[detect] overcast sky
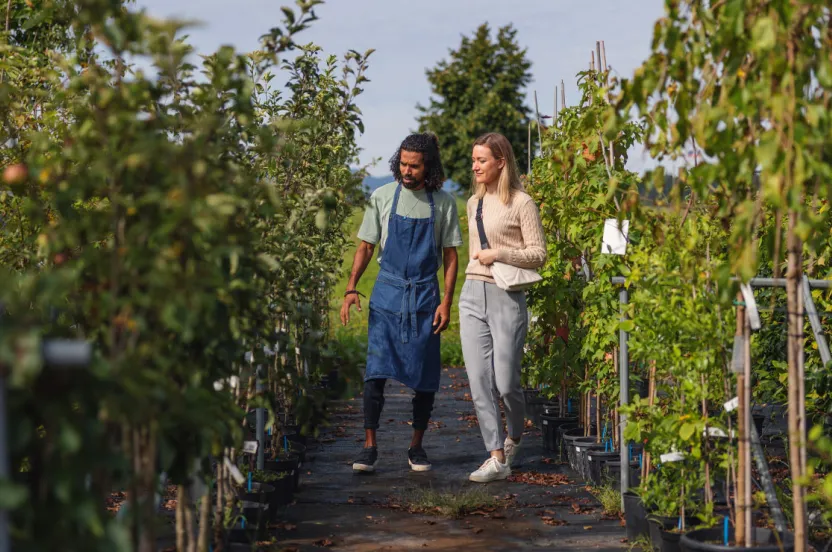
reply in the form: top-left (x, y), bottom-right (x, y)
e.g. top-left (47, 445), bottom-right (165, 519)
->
top-left (132, 0), bottom-right (667, 175)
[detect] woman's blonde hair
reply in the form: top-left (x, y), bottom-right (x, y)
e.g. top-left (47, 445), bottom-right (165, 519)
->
top-left (471, 132), bottom-right (524, 204)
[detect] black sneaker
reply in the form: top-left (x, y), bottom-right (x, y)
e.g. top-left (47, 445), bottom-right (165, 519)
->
top-left (353, 446), bottom-right (378, 472)
top-left (408, 447), bottom-right (432, 472)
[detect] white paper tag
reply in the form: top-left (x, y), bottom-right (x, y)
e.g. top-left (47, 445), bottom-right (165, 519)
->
top-left (704, 427), bottom-right (728, 438)
top-left (724, 397), bottom-right (739, 412)
top-left (543, 420), bottom-right (549, 425)
top-left (244, 351), bottom-right (253, 364)
top-left (602, 219), bottom-right (630, 255)
top-left (660, 451), bottom-right (685, 463)
top-left (224, 457), bottom-right (245, 485)
top-left (740, 283), bottom-right (761, 331)
top-left (242, 441), bottom-right (259, 454)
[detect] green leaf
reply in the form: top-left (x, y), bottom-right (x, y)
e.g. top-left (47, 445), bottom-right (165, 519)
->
top-left (619, 320), bottom-right (635, 332)
top-left (751, 17), bottom-right (776, 52)
top-left (679, 422), bottom-right (695, 441)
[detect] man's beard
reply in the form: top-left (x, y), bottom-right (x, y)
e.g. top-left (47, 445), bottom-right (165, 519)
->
top-left (402, 177), bottom-right (423, 190)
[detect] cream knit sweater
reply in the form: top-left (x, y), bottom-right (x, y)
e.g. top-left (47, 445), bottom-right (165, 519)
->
top-left (465, 190), bottom-right (547, 283)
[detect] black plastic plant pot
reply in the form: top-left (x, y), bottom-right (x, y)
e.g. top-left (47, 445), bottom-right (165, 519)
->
top-left (649, 515), bottom-right (699, 552)
top-left (266, 454), bottom-right (301, 492)
top-left (540, 415), bottom-right (578, 452)
top-left (587, 450), bottom-right (620, 486)
top-left (623, 491), bottom-right (650, 542)
top-left (227, 527), bottom-right (251, 544)
top-left (659, 525), bottom-right (685, 552)
top-left (574, 440), bottom-right (605, 481)
top-left (562, 428), bottom-right (590, 469)
top-left (680, 527), bottom-right (795, 552)
top-left (602, 460), bottom-right (641, 491)
top-left (542, 403), bottom-right (561, 417)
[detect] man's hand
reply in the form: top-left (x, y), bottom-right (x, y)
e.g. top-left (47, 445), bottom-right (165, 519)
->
top-left (340, 293), bottom-right (362, 326)
top-left (473, 248), bottom-right (499, 266)
top-left (433, 302), bottom-right (451, 334)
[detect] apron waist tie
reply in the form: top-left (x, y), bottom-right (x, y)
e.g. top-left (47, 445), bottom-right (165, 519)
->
top-left (379, 270), bottom-right (435, 344)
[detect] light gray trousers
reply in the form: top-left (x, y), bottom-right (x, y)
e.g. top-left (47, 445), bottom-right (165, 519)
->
top-left (459, 279), bottom-right (528, 452)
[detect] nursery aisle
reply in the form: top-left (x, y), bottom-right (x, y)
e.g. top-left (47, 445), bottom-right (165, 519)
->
top-left (271, 366), bottom-right (628, 551)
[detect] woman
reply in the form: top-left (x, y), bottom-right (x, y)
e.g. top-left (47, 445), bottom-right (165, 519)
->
top-left (459, 132), bottom-right (546, 483)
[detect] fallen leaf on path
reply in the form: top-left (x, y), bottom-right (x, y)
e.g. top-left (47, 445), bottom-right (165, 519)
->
top-left (507, 471), bottom-right (570, 486)
top-left (314, 538), bottom-right (334, 547)
top-left (583, 525), bottom-right (593, 530)
top-left (541, 516), bottom-right (567, 526)
top-left (472, 528), bottom-right (483, 534)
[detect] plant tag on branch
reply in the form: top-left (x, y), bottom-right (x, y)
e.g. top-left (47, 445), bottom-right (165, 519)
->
top-left (224, 457), bottom-right (245, 485)
top-left (724, 397), bottom-right (739, 412)
top-left (243, 441), bottom-right (259, 454)
top-left (601, 219), bottom-right (630, 255)
top-left (740, 283), bottom-right (761, 331)
top-left (704, 427), bottom-right (731, 438)
top-left (660, 451), bottom-right (685, 463)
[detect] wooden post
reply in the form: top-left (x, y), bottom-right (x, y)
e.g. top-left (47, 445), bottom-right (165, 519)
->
top-left (735, 292), bottom-right (747, 547)
top-left (601, 40), bottom-right (608, 75)
top-left (596, 381), bottom-right (602, 443)
top-left (596, 41), bottom-right (602, 74)
top-left (561, 80), bottom-right (566, 110)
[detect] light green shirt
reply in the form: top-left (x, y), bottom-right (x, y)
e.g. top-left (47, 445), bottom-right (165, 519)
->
top-left (357, 182), bottom-right (463, 267)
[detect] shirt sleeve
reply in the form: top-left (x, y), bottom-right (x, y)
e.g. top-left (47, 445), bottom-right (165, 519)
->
top-left (495, 197), bottom-right (547, 268)
top-left (441, 196), bottom-right (464, 248)
top-left (356, 192), bottom-right (381, 244)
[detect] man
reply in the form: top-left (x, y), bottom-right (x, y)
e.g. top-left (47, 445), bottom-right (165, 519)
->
top-left (340, 132), bottom-right (462, 473)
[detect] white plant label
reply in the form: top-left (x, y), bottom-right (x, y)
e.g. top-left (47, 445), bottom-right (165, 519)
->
top-left (224, 457), bottom-right (245, 485)
top-left (243, 441), bottom-right (259, 454)
top-left (724, 397), bottom-right (739, 412)
top-left (704, 427), bottom-right (728, 438)
top-left (601, 219), bottom-right (630, 255)
top-left (660, 451), bottom-right (685, 463)
top-left (740, 283), bottom-right (761, 331)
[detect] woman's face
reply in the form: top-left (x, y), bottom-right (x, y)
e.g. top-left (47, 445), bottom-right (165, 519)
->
top-left (472, 145), bottom-right (504, 187)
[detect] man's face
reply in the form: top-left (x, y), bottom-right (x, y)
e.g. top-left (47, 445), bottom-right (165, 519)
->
top-left (399, 150), bottom-right (426, 190)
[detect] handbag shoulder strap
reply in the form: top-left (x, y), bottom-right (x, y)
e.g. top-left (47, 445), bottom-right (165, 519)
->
top-left (475, 198), bottom-right (490, 250)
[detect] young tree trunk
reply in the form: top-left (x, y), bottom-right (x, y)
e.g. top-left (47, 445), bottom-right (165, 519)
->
top-left (196, 490), bottom-right (211, 552)
top-left (613, 347), bottom-right (619, 450)
top-left (214, 456), bottom-right (225, 552)
top-left (135, 424), bottom-right (158, 552)
top-left (184, 485), bottom-right (196, 552)
top-left (785, 215), bottom-right (807, 552)
top-left (176, 485), bottom-right (186, 552)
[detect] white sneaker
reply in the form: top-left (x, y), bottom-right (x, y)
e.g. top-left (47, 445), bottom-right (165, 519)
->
top-left (469, 456), bottom-right (510, 483)
top-left (504, 437), bottom-right (521, 467)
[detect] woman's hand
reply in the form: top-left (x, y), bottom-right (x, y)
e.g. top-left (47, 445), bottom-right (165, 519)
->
top-left (473, 249), bottom-right (499, 266)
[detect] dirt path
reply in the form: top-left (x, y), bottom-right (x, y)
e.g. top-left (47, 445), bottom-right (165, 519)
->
top-left (272, 366), bottom-right (628, 551)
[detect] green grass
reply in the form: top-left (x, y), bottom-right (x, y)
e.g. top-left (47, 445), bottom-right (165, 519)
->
top-left (331, 195), bottom-right (470, 367)
top-left (402, 486), bottom-right (497, 518)
top-left (591, 485), bottom-right (622, 516)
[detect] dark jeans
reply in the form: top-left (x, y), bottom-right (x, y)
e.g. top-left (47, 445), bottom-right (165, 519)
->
top-left (363, 378), bottom-right (435, 432)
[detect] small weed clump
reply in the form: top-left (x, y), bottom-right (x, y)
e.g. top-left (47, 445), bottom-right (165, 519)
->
top-left (404, 486), bottom-right (498, 518)
top-left (592, 485), bottom-right (622, 516)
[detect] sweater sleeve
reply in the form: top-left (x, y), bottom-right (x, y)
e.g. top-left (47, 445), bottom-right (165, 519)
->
top-left (496, 197), bottom-right (547, 269)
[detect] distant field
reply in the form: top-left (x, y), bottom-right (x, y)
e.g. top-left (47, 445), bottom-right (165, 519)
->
top-left (331, 194), bottom-right (470, 367)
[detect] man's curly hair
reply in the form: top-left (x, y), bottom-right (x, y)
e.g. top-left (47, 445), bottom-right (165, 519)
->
top-left (389, 132), bottom-right (446, 192)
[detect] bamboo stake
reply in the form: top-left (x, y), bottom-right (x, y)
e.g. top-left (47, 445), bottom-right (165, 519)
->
top-left (596, 41), bottom-right (602, 75)
top-left (596, 382), bottom-right (602, 444)
top-left (534, 90), bottom-right (543, 150)
top-left (601, 40), bottom-right (608, 76)
top-left (591, 51), bottom-right (595, 72)
top-left (735, 293), bottom-right (747, 547)
top-left (642, 361), bottom-right (657, 483)
top-left (561, 80), bottom-right (566, 110)
top-left (743, 305), bottom-right (753, 545)
top-left (554, 86), bottom-right (558, 129)
top-left (527, 122), bottom-right (532, 183)
top-left (613, 347), bottom-right (619, 450)
top-left (701, 373), bottom-right (713, 505)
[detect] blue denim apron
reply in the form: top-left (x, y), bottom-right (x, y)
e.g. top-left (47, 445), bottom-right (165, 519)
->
top-left (365, 184), bottom-right (441, 392)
